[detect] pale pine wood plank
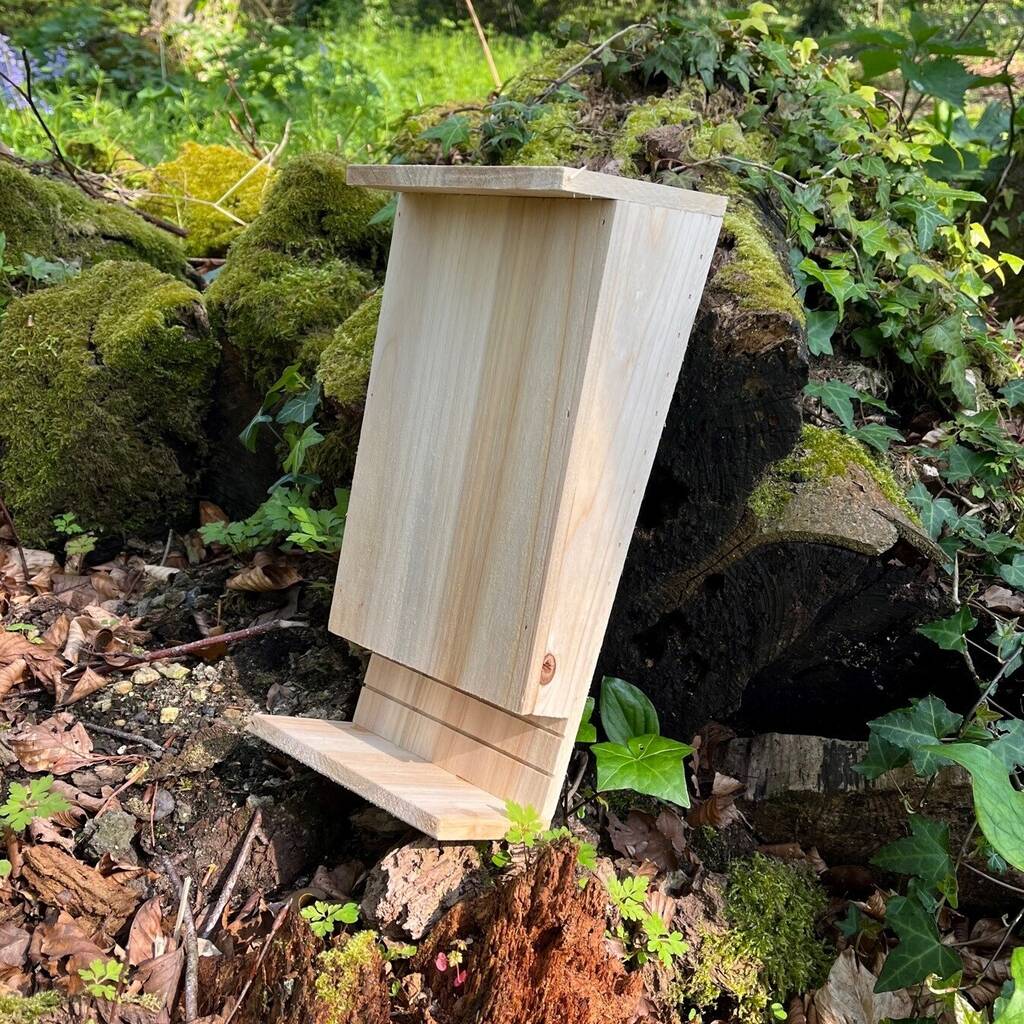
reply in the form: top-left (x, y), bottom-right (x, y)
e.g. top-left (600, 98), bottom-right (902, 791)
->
top-left (249, 714), bottom-right (510, 839)
top-left (347, 164), bottom-right (727, 216)
top-left (362, 655), bottom-right (565, 766)
top-left (354, 687), bottom-right (561, 818)
top-left (330, 192), bottom-right (612, 715)
top-left (530, 202), bottom-right (723, 718)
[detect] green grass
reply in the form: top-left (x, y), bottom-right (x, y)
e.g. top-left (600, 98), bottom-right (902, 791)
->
top-left (1, 4), bottom-right (544, 166)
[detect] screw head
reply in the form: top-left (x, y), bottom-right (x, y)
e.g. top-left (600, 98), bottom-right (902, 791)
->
top-left (540, 653), bottom-right (556, 685)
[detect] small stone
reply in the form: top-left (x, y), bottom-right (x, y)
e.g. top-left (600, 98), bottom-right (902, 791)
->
top-left (210, 683), bottom-right (224, 694)
top-left (97, 699), bottom-right (112, 713)
top-left (84, 810), bottom-right (138, 864)
top-left (189, 688), bottom-right (208, 703)
top-left (132, 666), bottom-right (162, 687)
top-left (112, 681), bottom-right (133, 696)
top-left (160, 706), bottom-right (180, 724)
top-left (156, 661), bottom-right (190, 680)
top-left (173, 800), bottom-right (194, 825)
top-left (222, 707), bottom-right (243, 721)
top-left (114, 719), bottom-right (127, 727)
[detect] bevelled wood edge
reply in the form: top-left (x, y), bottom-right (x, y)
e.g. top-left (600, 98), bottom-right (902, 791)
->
top-left (347, 164), bottom-right (727, 216)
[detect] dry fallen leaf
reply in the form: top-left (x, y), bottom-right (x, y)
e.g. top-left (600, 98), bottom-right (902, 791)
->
top-left (128, 897), bottom-right (167, 966)
top-left (607, 808), bottom-right (688, 872)
top-left (981, 584), bottom-right (1024, 616)
top-left (0, 627), bottom-right (64, 695)
top-left (226, 562), bottom-right (302, 592)
top-left (10, 713), bottom-right (97, 774)
top-left (813, 948), bottom-right (915, 1024)
top-left (0, 923), bottom-right (30, 969)
top-left (55, 667), bottom-right (108, 707)
top-left (200, 501), bottom-right (229, 527)
top-left (687, 772), bottom-right (745, 829)
top-left (31, 910), bottom-right (108, 974)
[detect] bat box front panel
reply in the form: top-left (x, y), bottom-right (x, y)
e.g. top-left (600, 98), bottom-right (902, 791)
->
top-left (330, 191), bottom-right (614, 715)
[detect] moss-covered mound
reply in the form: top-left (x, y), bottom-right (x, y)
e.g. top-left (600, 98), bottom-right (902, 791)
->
top-left (318, 289), bottom-right (382, 407)
top-left (207, 153), bottom-right (388, 394)
top-left (0, 261), bottom-right (218, 543)
top-left (141, 142), bottom-right (275, 257)
top-left (0, 162), bottom-right (185, 286)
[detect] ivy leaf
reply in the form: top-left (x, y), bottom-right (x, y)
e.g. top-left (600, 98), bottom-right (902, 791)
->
top-left (905, 55), bottom-right (974, 109)
top-left (803, 379), bottom-right (860, 430)
top-left (944, 444), bottom-right (987, 484)
top-left (865, 695), bottom-right (963, 776)
top-left (852, 424), bottom-right (904, 453)
top-left (874, 895), bottom-right (962, 992)
top-left (798, 258), bottom-right (867, 318)
top-left (368, 195), bottom-right (397, 226)
top-left (871, 816), bottom-right (957, 907)
top-left (805, 310), bottom-right (838, 356)
top-left (576, 696), bottom-right (597, 744)
top-left (896, 198), bottom-right (951, 250)
top-left (599, 676), bottom-right (659, 745)
top-left (282, 423), bottom-right (325, 477)
top-left (926, 742), bottom-right (1024, 872)
top-left (907, 482), bottom-right (955, 540)
top-left (990, 720), bottom-right (1024, 772)
top-left (277, 378), bottom-right (321, 426)
top-left (917, 606), bottom-right (977, 654)
top-left (1000, 554), bottom-right (1024, 590)
top-left (239, 412), bottom-right (273, 453)
top-left (1001, 380), bottom-right (1024, 408)
top-left (419, 115), bottom-right (471, 156)
top-left (993, 946), bottom-right (1024, 1023)
top-left (857, 730), bottom-right (911, 780)
top-left (851, 217), bottom-right (900, 259)
top-left (593, 734), bottom-right (693, 807)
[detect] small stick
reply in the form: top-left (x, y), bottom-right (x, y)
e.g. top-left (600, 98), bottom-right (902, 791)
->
top-left (0, 487), bottom-right (30, 584)
top-left (173, 875), bottom-right (192, 942)
top-left (222, 904), bottom-right (288, 1024)
top-left (162, 856), bottom-right (200, 1023)
top-left (536, 22), bottom-right (647, 102)
top-left (81, 720), bottom-right (165, 756)
top-left (463, 0), bottom-right (501, 90)
top-left (134, 619), bottom-right (305, 666)
top-left (199, 808), bottom-right (263, 939)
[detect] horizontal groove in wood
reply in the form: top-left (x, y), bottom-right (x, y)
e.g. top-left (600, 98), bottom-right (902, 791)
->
top-left (364, 655), bottom-right (566, 761)
top-left (354, 687), bottom-right (560, 813)
top-left (248, 714), bottom-right (510, 840)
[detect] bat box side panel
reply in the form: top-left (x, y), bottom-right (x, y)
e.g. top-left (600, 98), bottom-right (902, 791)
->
top-left (329, 192), bottom-right (614, 715)
top-left (530, 202), bottom-right (724, 719)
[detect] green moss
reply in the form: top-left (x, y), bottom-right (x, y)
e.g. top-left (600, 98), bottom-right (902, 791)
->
top-left (0, 162), bottom-right (185, 286)
top-left (315, 930), bottom-right (381, 1024)
top-left (231, 153), bottom-right (390, 266)
top-left (611, 90), bottom-right (702, 176)
top-left (502, 42), bottom-right (592, 103)
top-left (141, 142), bottom-right (275, 257)
top-left (677, 855), bottom-right (831, 1022)
top-left (207, 153), bottom-right (387, 393)
top-left (0, 991), bottom-right (62, 1023)
top-left (0, 261), bottom-right (218, 544)
top-left (712, 200), bottom-right (805, 323)
top-left (687, 117), bottom-right (770, 164)
top-left (318, 290), bottom-right (382, 406)
top-left (513, 102), bottom-right (591, 166)
top-left (748, 424), bottom-right (915, 523)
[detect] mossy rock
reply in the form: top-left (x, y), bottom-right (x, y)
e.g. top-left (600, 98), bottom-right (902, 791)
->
top-left (0, 162), bottom-right (185, 288)
top-left (0, 261), bottom-right (218, 544)
top-left (318, 289), bottom-right (382, 407)
top-left (677, 854), bottom-right (831, 1022)
top-left (207, 153), bottom-right (388, 394)
top-left (141, 142), bottom-right (275, 258)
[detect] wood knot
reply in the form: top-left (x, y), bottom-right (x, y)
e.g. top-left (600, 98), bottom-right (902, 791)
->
top-left (540, 653), bottom-right (556, 685)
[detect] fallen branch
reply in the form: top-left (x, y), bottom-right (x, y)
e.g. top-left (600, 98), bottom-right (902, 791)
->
top-left (199, 807), bottom-right (263, 940)
top-left (132, 619), bottom-right (306, 666)
top-left (162, 856), bottom-right (200, 1023)
top-left (81, 720), bottom-right (165, 757)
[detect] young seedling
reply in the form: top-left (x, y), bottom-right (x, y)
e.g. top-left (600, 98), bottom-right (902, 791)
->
top-left (300, 899), bottom-right (359, 938)
top-left (78, 958), bottom-right (125, 1000)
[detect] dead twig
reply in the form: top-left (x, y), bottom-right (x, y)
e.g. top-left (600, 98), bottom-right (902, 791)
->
top-left (535, 22), bottom-right (648, 102)
top-left (221, 904), bottom-right (289, 1024)
top-left (0, 486), bottom-right (30, 584)
top-left (162, 856), bottom-right (200, 1023)
top-left (81, 720), bottom-right (165, 756)
top-left (135, 619), bottom-right (307, 665)
top-left (463, 0), bottom-right (501, 90)
top-left (199, 807), bottom-right (263, 939)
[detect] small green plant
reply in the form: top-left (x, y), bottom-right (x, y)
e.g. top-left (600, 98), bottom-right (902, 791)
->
top-left (200, 364), bottom-right (349, 554)
top-left (493, 800), bottom-right (597, 874)
top-left (52, 512), bottom-right (97, 560)
top-left (301, 899), bottom-right (360, 938)
top-left (0, 775), bottom-right (70, 832)
top-left (575, 676), bottom-right (695, 807)
top-left (606, 871), bottom-right (689, 968)
top-left (78, 958), bottom-right (124, 1000)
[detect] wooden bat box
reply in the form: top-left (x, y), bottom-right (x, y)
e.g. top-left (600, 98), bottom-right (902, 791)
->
top-left (252, 166), bottom-right (725, 839)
